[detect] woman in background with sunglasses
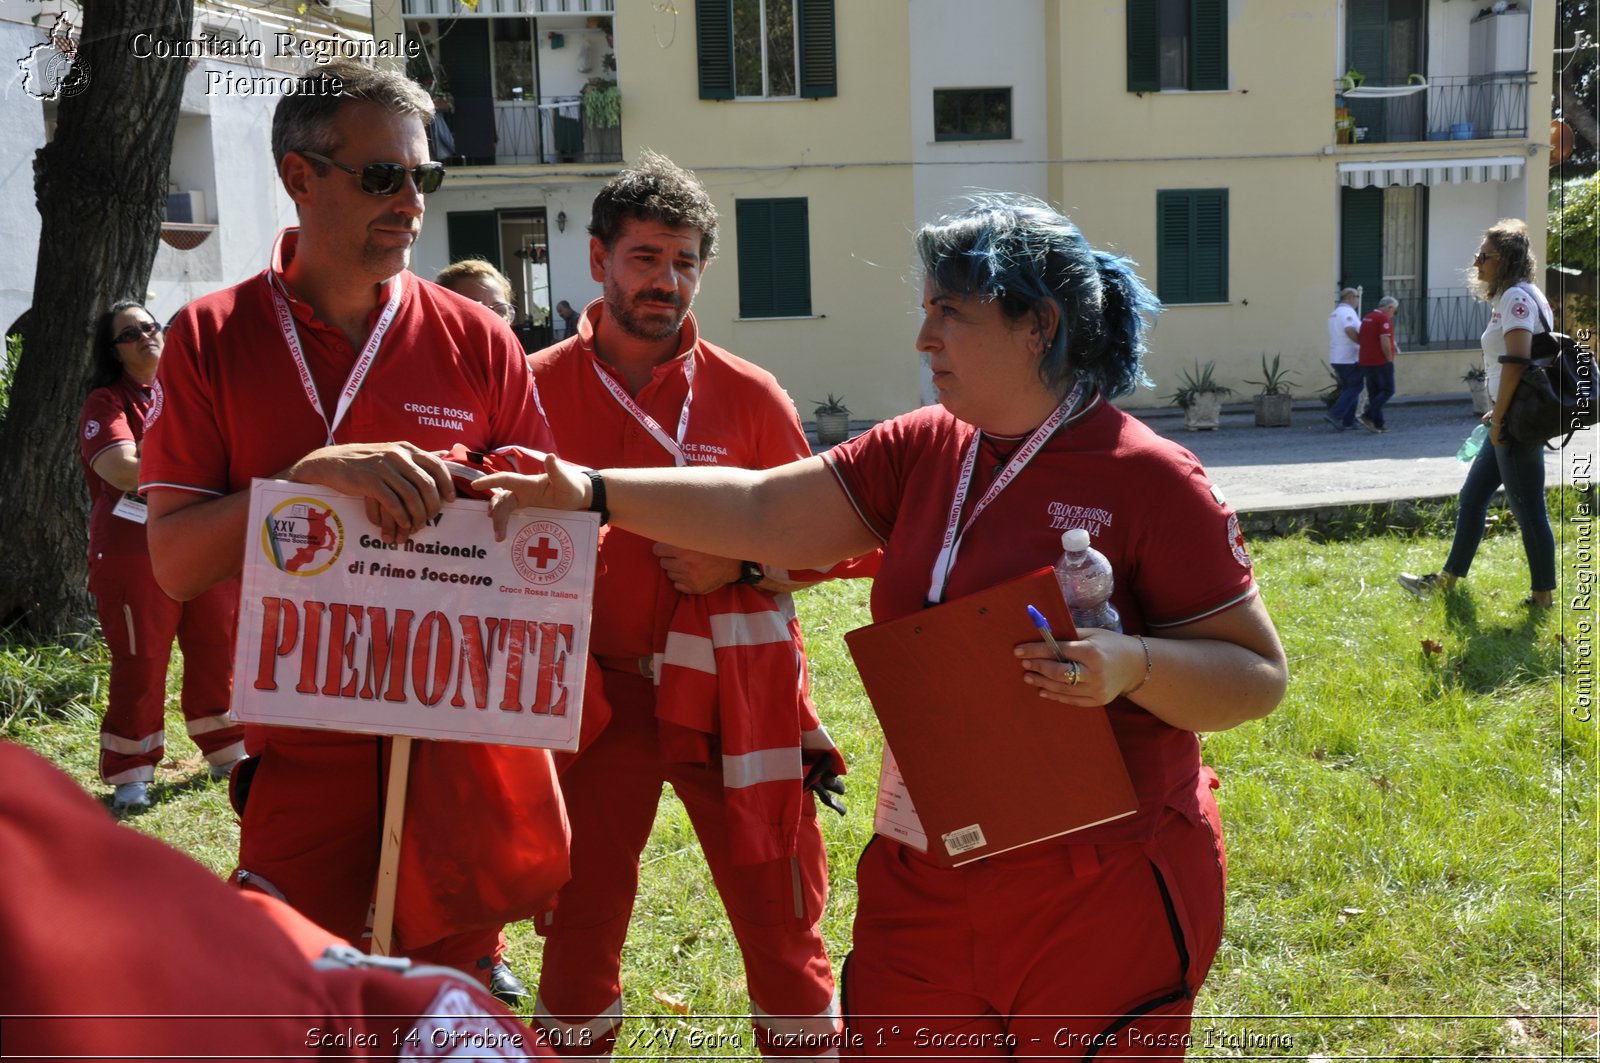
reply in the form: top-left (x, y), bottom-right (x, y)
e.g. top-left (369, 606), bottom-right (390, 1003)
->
top-left (1398, 218), bottom-right (1557, 609)
top-left (77, 301), bottom-right (245, 812)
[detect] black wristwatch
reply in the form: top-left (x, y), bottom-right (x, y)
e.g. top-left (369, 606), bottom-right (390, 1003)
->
top-left (736, 560), bottom-right (766, 586)
top-left (582, 470), bottom-right (609, 524)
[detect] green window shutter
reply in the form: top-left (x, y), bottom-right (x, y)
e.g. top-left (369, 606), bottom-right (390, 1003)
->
top-left (1339, 186), bottom-right (1384, 315)
top-left (1190, 0), bottom-right (1227, 91)
top-left (1156, 192), bottom-right (1192, 303)
top-left (1191, 189), bottom-right (1228, 302)
top-left (737, 198), bottom-right (811, 318)
top-left (769, 199), bottom-right (811, 314)
top-left (797, 0), bottom-right (837, 98)
top-left (738, 200), bottom-right (775, 316)
top-left (1344, 0), bottom-right (1387, 138)
top-left (1127, 0), bottom-right (1159, 92)
top-left (697, 0), bottom-right (735, 101)
top-left (446, 211), bottom-right (501, 275)
top-left (1157, 190), bottom-right (1228, 304)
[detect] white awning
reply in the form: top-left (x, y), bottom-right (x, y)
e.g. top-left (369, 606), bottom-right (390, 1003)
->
top-left (1338, 156), bottom-right (1525, 188)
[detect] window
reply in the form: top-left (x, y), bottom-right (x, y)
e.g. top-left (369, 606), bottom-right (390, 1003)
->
top-left (1156, 189), bottom-right (1228, 304)
top-left (1127, 0), bottom-right (1227, 92)
top-left (698, 0), bottom-right (836, 100)
top-left (933, 88), bottom-right (1012, 141)
top-left (491, 18), bottom-right (535, 102)
top-left (735, 0), bottom-right (796, 97)
top-left (736, 198), bottom-right (811, 318)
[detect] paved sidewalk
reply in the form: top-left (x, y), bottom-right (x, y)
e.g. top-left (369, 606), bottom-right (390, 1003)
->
top-left (1132, 394), bottom-right (1597, 516)
top-left (815, 394), bottom-right (1596, 519)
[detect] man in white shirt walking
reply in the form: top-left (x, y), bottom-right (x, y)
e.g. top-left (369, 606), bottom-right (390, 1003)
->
top-left (1325, 287), bottom-right (1363, 430)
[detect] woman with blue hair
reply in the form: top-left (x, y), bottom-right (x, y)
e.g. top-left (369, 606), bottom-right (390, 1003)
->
top-left (480, 194), bottom-right (1287, 1056)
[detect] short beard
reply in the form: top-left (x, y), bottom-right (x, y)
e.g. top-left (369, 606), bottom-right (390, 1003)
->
top-left (604, 275), bottom-right (686, 341)
top-left (361, 241), bottom-right (412, 281)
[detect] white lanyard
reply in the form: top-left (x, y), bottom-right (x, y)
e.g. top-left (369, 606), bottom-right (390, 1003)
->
top-left (268, 272), bottom-right (403, 446)
top-left (924, 383), bottom-right (1082, 604)
top-left (589, 351), bottom-right (697, 467)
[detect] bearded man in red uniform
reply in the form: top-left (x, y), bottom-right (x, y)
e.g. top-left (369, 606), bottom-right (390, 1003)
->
top-left (140, 59), bottom-right (565, 995)
top-left (527, 152), bottom-right (865, 1058)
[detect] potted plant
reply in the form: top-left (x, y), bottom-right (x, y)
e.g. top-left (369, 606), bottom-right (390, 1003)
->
top-left (1246, 353), bottom-right (1297, 427)
top-left (1318, 364), bottom-right (1342, 408)
top-left (1463, 364), bottom-right (1491, 414)
top-left (1168, 361), bottom-right (1232, 431)
top-left (812, 394), bottom-right (851, 445)
top-left (582, 77), bottom-right (621, 129)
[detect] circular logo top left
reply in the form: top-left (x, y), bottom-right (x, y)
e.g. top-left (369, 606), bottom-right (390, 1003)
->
top-left (262, 497), bottom-right (345, 576)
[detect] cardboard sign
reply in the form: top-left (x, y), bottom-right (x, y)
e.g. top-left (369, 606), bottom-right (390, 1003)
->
top-left (232, 478), bottom-right (598, 751)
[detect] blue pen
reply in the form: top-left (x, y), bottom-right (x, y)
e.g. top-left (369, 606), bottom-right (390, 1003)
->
top-left (1026, 604), bottom-right (1069, 663)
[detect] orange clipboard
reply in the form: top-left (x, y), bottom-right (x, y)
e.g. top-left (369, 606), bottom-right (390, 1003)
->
top-left (844, 567), bottom-right (1136, 867)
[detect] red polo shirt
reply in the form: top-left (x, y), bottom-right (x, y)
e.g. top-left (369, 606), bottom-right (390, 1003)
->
top-left (141, 229), bottom-right (553, 498)
top-left (79, 375), bottom-right (155, 559)
top-left (824, 398), bottom-right (1258, 842)
top-left (1357, 308), bottom-right (1395, 366)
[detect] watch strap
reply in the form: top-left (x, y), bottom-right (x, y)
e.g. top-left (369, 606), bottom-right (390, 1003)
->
top-left (582, 470), bottom-right (609, 524)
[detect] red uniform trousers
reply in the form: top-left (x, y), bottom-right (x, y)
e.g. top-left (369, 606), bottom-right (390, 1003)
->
top-left (535, 669), bottom-right (838, 1057)
top-left (234, 735), bottom-right (504, 985)
top-left (88, 551), bottom-right (243, 785)
top-left (843, 774), bottom-right (1226, 1061)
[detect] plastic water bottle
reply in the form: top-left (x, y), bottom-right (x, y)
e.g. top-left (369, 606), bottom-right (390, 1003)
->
top-left (1456, 423), bottom-right (1489, 463)
top-left (1052, 529), bottom-right (1122, 632)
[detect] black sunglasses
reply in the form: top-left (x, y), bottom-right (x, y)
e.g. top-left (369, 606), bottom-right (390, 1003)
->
top-left (114, 320), bottom-right (163, 344)
top-left (299, 150), bottom-right (446, 196)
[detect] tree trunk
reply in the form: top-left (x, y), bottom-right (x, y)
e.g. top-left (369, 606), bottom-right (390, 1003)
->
top-left (0, 1), bottom-right (193, 635)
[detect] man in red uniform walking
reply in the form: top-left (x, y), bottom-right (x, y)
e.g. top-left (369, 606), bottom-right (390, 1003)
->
top-left (527, 152), bottom-right (861, 1058)
top-left (1356, 295), bottom-right (1400, 433)
top-left (140, 59), bottom-right (566, 993)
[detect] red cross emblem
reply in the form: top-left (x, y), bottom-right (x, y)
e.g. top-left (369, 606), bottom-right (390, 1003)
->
top-left (512, 520), bottom-right (577, 585)
top-left (526, 536), bottom-right (561, 570)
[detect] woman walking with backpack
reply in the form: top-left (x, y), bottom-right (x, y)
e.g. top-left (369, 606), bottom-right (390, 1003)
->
top-left (1398, 218), bottom-right (1556, 609)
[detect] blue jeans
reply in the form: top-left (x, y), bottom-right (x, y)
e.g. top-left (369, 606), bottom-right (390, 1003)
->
top-left (1329, 363), bottom-right (1364, 426)
top-left (1443, 435), bottom-right (1557, 592)
top-left (1361, 363), bottom-right (1394, 428)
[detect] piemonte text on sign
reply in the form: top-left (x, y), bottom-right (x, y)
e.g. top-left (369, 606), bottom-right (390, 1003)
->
top-left (232, 479), bottom-right (599, 750)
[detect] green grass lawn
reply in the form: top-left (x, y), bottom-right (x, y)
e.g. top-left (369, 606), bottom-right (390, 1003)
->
top-left (4, 491), bottom-right (1595, 1059)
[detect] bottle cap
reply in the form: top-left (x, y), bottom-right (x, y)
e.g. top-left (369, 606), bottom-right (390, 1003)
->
top-left (1061, 528), bottom-right (1090, 551)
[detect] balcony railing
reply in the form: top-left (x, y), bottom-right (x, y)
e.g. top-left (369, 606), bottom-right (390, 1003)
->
top-left (1380, 283), bottom-right (1492, 351)
top-left (430, 93), bottom-right (622, 168)
top-left (403, 0), bottom-right (613, 15)
top-left (1339, 74), bottom-right (1531, 145)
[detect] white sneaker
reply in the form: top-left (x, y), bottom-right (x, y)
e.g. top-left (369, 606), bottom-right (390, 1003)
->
top-left (112, 781), bottom-right (151, 811)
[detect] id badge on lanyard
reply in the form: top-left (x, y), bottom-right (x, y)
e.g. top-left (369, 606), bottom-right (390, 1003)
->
top-left (923, 384), bottom-right (1081, 605)
top-left (590, 353), bottom-right (697, 467)
top-left (269, 273), bottom-right (403, 446)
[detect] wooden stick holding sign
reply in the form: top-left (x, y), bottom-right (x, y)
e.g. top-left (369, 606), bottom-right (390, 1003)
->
top-left (231, 479), bottom-right (597, 959)
top-left (370, 735), bottom-right (412, 957)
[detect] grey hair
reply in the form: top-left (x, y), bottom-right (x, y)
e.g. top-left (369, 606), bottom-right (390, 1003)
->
top-left (271, 58), bottom-right (434, 171)
top-left (1339, 287), bottom-right (1359, 301)
top-left (1378, 295), bottom-right (1399, 309)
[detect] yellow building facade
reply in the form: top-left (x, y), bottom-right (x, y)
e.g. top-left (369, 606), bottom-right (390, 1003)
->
top-left (377, 0), bottom-right (1555, 418)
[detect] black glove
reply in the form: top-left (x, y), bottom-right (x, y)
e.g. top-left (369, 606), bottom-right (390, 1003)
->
top-left (806, 768), bottom-right (847, 816)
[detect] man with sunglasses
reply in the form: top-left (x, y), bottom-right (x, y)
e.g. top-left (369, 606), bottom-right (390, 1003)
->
top-left (140, 58), bottom-right (565, 993)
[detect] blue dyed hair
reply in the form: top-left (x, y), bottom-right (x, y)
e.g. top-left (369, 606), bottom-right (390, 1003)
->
top-left (915, 194), bottom-right (1159, 400)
